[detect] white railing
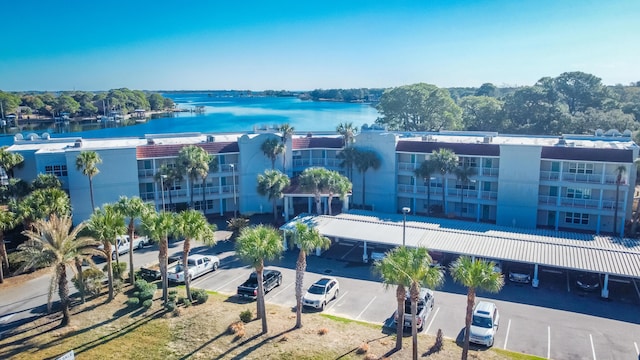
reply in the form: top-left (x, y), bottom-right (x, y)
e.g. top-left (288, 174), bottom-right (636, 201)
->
top-left (398, 184), bottom-right (413, 193)
top-left (539, 171), bottom-right (560, 181)
top-left (138, 169), bottom-right (154, 177)
top-left (480, 191), bottom-right (498, 200)
top-left (398, 162), bottom-right (416, 171)
top-left (481, 168), bottom-right (499, 177)
top-left (562, 172), bottom-right (602, 184)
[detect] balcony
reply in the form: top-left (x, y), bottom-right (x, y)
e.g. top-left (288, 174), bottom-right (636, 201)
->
top-left (539, 171), bottom-right (560, 181)
top-left (398, 162), bottom-right (416, 171)
top-left (138, 169), bottom-right (155, 178)
top-left (480, 168), bottom-right (499, 177)
top-left (562, 172), bottom-right (602, 184)
top-left (538, 195), bottom-right (620, 210)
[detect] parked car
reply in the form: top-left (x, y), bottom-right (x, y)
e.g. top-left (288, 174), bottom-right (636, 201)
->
top-left (508, 264), bottom-right (532, 284)
top-left (576, 272), bottom-right (600, 291)
top-left (469, 301), bottom-right (500, 347)
top-left (98, 235), bottom-right (150, 260)
top-left (237, 269), bottom-right (282, 299)
top-left (393, 288), bottom-right (435, 332)
top-left (167, 254), bottom-right (219, 283)
top-left (302, 277), bottom-right (340, 310)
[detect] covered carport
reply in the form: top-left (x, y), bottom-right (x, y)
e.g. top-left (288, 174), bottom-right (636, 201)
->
top-left (280, 210), bottom-right (640, 299)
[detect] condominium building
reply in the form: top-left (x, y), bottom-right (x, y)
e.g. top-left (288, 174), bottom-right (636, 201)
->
top-left (7, 128), bottom-right (638, 236)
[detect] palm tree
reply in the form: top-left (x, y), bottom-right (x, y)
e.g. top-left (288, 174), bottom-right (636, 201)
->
top-left (31, 173), bottom-right (62, 190)
top-left (0, 146), bottom-right (24, 178)
top-left (235, 225), bottom-right (284, 334)
top-left (336, 122), bottom-right (358, 148)
top-left (87, 204), bottom-right (126, 301)
top-left (174, 209), bottom-right (217, 301)
top-left (15, 214), bottom-right (102, 326)
top-left (375, 247), bottom-right (444, 354)
top-left (299, 167), bottom-right (329, 215)
top-left (293, 223), bottom-right (330, 328)
top-left (279, 123), bottom-right (295, 172)
top-left (337, 147), bottom-right (358, 182)
top-left (141, 210), bottom-right (176, 304)
top-left (325, 170), bottom-right (351, 216)
top-left (613, 165), bottom-right (627, 236)
top-left (75, 151), bottom-right (102, 211)
top-left (415, 160), bottom-right (437, 215)
top-left (177, 145), bottom-right (212, 209)
top-left (449, 256), bottom-right (504, 360)
top-left (257, 169), bottom-right (290, 222)
top-left (261, 137), bottom-right (285, 169)
top-left (155, 164), bottom-right (183, 211)
top-left (354, 149), bottom-right (381, 208)
top-left (454, 165), bottom-right (477, 218)
top-left (114, 196), bottom-right (153, 285)
top-left (12, 187), bottom-right (71, 230)
top-left (0, 209), bottom-right (17, 284)
top-left (430, 149), bottom-right (458, 214)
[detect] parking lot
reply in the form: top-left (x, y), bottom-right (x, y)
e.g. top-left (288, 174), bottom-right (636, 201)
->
top-left (186, 241), bottom-right (640, 360)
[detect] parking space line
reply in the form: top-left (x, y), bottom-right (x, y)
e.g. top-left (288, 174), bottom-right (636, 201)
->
top-left (356, 296), bottom-right (377, 320)
top-left (424, 306), bottom-right (439, 334)
top-left (325, 291), bottom-right (348, 311)
top-left (589, 334), bottom-right (596, 360)
top-left (547, 326), bottom-right (551, 359)
top-left (191, 270), bottom-right (223, 287)
top-left (503, 319), bottom-right (511, 350)
top-left (214, 273), bottom-right (248, 293)
top-left (269, 282), bottom-right (294, 299)
top-left (0, 314), bottom-right (15, 323)
top-left (634, 341), bottom-right (638, 356)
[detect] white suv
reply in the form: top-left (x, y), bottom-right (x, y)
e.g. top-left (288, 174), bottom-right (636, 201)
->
top-left (469, 301), bottom-right (499, 347)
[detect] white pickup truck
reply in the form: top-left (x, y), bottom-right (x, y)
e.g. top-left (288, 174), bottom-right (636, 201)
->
top-left (167, 254), bottom-right (220, 283)
top-left (102, 235), bottom-right (150, 260)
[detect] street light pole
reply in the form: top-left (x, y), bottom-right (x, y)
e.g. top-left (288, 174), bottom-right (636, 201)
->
top-left (230, 164), bottom-right (237, 218)
top-left (402, 207), bottom-right (411, 247)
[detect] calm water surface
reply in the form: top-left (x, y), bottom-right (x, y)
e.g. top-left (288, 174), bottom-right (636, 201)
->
top-left (0, 94), bottom-right (380, 146)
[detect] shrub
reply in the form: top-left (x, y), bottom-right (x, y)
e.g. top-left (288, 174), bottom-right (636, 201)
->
top-left (356, 343), bottom-right (369, 354)
top-left (191, 289), bottom-right (209, 304)
top-left (165, 301), bottom-right (176, 312)
top-left (168, 293), bottom-right (177, 302)
top-left (183, 299), bottom-right (192, 307)
top-left (142, 299), bottom-right (153, 308)
top-left (239, 309), bottom-right (252, 323)
top-left (228, 321), bottom-right (244, 335)
top-left (317, 328), bottom-right (329, 335)
top-left (169, 289), bottom-right (178, 296)
top-left (72, 267), bottom-right (104, 298)
top-left (126, 298), bottom-right (140, 307)
top-left (139, 289), bottom-right (155, 301)
top-left (173, 307), bottom-right (182, 317)
top-left (104, 262), bottom-right (127, 280)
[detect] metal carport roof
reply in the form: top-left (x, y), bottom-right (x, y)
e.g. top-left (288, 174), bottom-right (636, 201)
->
top-left (281, 210), bottom-right (640, 278)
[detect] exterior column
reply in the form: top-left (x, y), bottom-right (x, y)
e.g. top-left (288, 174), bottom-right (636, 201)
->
top-left (362, 241), bottom-right (368, 263)
top-left (284, 196), bottom-right (290, 221)
top-left (532, 264), bottom-right (539, 288)
top-left (308, 197), bottom-right (312, 213)
top-left (219, 176), bottom-right (224, 216)
top-left (601, 273), bottom-right (609, 298)
top-left (323, 197), bottom-right (328, 215)
top-left (315, 246), bottom-right (321, 256)
top-left (342, 195), bottom-right (349, 212)
top-left (282, 232), bottom-right (288, 251)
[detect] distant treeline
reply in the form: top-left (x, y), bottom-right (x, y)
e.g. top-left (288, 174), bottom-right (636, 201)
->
top-left (0, 88), bottom-right (174, 118)
top-left (307, 73), bottom-right (640, 137)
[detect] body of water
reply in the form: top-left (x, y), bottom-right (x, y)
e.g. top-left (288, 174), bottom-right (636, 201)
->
top-left (0, 94), bottom-right (380, 146)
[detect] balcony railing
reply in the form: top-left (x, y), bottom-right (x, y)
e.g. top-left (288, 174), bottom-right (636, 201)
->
top-left (480, 190), bottom-right (498, 200)
top-left (138, 169), bottom-right (155, 177)
top-left (480, 168), bottom-right (499, 177)
top-left (562, 172), bottom-right (602, 184)
top-left (539, 171), bottom-right (560, 181)
top-left (398, 162), bottom-right (416, 171)
top-left (539, 195), bottom-right (621, 210)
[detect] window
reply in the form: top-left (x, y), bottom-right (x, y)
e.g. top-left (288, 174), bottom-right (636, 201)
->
top-left (567, 188), bottom-right (590, 199)
top-left (565, 212), bottom-right (589, 225)
top-left (568, 163), bottom-right (593, 174)
top-left (44, 164), bottom-right (68, 177)
top-left (483, 159), bottom-right (492, 168)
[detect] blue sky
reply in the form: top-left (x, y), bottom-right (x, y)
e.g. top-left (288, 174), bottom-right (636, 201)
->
top-left (1, 0), bottom-right (638, 91)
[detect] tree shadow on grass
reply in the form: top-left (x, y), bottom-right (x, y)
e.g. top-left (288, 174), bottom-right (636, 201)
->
top-left (334, 334), bottom-right (393, 360)
top-left (224, 326), bottom-right (297, 360)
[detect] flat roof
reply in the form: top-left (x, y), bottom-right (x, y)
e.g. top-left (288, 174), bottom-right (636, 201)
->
top-left (281, 210), bottom-right (640, 278)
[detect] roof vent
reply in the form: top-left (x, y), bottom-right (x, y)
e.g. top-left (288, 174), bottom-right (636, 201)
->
top-left (623, 129), bottom-right (632, 137)
top-left (147, 138), bottom-right (155, 145)
top-left (483, 136), bottom-right (492, 143)
top-left (74, 139), bottom-right (83, 148)
top-left (595, 129), bottom-right (604, 137)
top-left (206, 135), bottom-right (215, 143)
top-left (14, 133), bottom-right (23, 141)
top-left (557, 137), bottom-right (567, 146)
top-left (27, 133), bottom-right (39, 141)
top-left (42, 132), bottom-right (50, 140)
top-left (422, 135), bottom-right (434, 142)
top-left (306, 132), bottom-right (313, 138)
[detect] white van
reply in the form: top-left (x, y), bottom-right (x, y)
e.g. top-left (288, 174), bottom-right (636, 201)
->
top-left (469, 301), bottom-right (499, 347)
